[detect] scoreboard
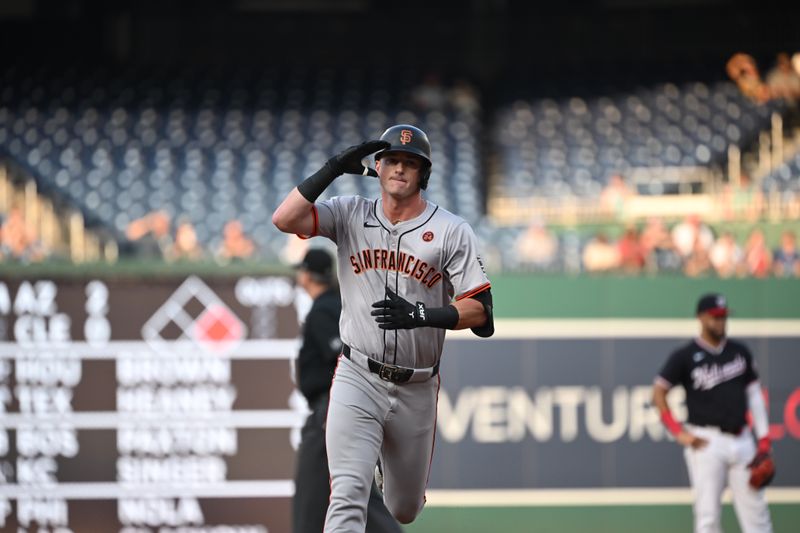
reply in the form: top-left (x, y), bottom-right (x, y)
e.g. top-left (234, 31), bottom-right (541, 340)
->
top-left (0, 276), bottom-right (305, 533)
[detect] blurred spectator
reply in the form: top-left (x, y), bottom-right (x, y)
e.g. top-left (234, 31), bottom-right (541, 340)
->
top-left (709, 232), bottom-right (743, 278)
top-left (599, 174), bottom-right (633, 218)
top-left (787, 191), bottom-right (800, 221)
top-left (617, 225), bottom-right (645, 274)
top-left (0, 216), bottom-right (7, 261)
top-left (765, 52), bottom-right (800, 103)
top-left (640, 217), bottom-right (682, 273)
top-left (515, 220), bottom-right (558, 270)
top-left (742, 228), bottom-right (772, 278)
top-left (683, 235), bottom-right (713, 277)
top-left (560, 230), bottom-right (584, 274)
top-left (582, 232), bottom-right (620, 273)
top-left (726, 52), bottom-right (770, 104)
top-left (772, 229), bottom-right (800, 277)
top-left (0, 207), bottom-right (46, 262)
top-left (125, 210), bottom-right (173, 259)
top-left (447, 78), bottom-right (481, 114)
top-left (671, 214), bottom-right (714, 259)
top-left (721, 174), bottom-right (764, 222)
top-left (216, 220), bottom-right (256, 263)
top-left (167, 218), bottom-right (203, 262)
top-left (280, 234), bottom-right (311, 267)
top-left (410, 72), bottom-right (447, 111)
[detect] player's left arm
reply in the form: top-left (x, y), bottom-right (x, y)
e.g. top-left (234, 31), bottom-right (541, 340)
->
top-left (454, 288), bottom-right (493, 337)
top-left (370, 286), bottom-right (492, 336)
top-left (747, 380), bottom-right (771, 454)
top-left (744, 349), bottom-right (776, 486)
top-left (371, 221), bottom-right (493, 335)
top-left (451, 297), bottom-right (485, 327)
top-left (446, 221), bottom-right (494, 337)
top-left (743, 345), bottom-right (771, 454)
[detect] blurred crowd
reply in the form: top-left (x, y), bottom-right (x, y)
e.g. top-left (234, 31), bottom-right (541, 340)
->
top-left (124, 210), bottom-right (256, 264)
top-left (0, 206), bottom-right (258, 265)
top-left (5, 199), bottom-right (798, 279)
top-left (0, 207), bottom-right (48, 263)
top-left (726, 51), bottom-right (800, 105)
top-left (5, 200), bottom-right (798, 279)
top-left (515, 214), bottom-right (800, 278)
top-left (2, 56), bottom-right (798, 271)
top-left (409, 73), bottom-right (481, 115)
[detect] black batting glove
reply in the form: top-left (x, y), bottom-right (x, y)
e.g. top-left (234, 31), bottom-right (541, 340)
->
top-left (298, 140), bottom-right (389, 202)
top-left (371, 286), bottom-right (459, 330)
top-left (328, 140), bottom-right (390, 177)
top-left (371, 286), bottom-right (423, 330)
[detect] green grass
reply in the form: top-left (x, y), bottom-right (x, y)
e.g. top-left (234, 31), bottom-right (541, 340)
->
top-left (404, 504), bottom-right (799, 533)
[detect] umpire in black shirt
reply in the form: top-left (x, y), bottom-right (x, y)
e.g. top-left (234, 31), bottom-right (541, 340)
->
top-left (292, 248), bottom-right (401, 533)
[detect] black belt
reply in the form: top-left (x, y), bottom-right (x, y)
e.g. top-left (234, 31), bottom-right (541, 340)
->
top-left (695, 423), bottom-right (744, 435)
top-left (342, 344), bottom-right (439, 384)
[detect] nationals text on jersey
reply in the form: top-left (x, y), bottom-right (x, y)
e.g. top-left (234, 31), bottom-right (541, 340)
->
top-left (349, 248), bottom-right (444, 288)
top-left (690, 354), bottom-right (747, 391)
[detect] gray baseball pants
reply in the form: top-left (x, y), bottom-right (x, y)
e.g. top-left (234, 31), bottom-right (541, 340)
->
top-left (324, 354), bottom-right (439, 532)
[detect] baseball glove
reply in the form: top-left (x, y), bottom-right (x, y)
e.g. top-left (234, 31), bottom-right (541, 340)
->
top-left (748, 452), bottom-right (776, 489)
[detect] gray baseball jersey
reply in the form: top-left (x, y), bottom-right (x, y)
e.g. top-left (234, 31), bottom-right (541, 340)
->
top-left (309, 195), bottom-right (490, 368)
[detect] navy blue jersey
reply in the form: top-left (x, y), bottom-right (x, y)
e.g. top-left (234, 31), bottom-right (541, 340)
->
top-left (656, 338), bottom-right (758, 432)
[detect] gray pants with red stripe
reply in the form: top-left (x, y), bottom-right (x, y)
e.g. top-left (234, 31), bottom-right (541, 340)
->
top-left (324, 354), bottom-right (440, 532)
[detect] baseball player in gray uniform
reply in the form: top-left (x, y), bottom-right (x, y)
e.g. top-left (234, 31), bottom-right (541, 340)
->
top-left (273, 124), bottom-right (494, 532)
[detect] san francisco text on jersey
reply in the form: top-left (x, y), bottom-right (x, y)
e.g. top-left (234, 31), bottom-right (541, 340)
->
top-left (349, 248), bottom-right (443, 288)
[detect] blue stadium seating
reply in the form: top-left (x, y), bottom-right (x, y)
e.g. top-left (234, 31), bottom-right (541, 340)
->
top-left (492, 81), bottom-right (786, 198)
top-left (0, 65), bottom-right (795, 268)
top-left (0, 66), bottom-right (484, 259)
top-left (762, 151), bottom-right (800, 194)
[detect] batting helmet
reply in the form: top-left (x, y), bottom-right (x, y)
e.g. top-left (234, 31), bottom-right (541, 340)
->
top-left (375, 124), bottom-right (432, 190)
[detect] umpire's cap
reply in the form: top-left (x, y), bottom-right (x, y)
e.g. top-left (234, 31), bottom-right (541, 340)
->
top-left (375, 124), bottom-right (432, 189)
top-left (295, 248), bottom-right (334, 282)
top-left (696, 293), bottom-right (729, 317)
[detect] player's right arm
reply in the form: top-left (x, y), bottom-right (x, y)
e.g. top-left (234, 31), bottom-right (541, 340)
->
top-left (271, 140), bottom-right (388, 235)
top-left (653, 348), bottom-right (707, 449)
top-left (652, 382), bottom-right (707, 449)
top-left (272, 188), bottom-right (316, 236)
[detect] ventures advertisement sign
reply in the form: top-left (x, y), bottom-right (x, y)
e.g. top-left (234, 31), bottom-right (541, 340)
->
top-left (431, 337), bottom-right (800, 489)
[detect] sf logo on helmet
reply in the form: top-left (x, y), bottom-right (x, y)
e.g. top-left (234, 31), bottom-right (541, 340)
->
top-left (400, 129), bottom-right (413, 145)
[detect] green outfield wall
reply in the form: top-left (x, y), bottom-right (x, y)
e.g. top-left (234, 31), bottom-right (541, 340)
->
top-left (491, 275), bottom-right (800, 318)
top-left (3, 261), bottom-right (798, 319)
